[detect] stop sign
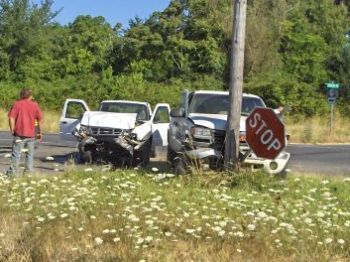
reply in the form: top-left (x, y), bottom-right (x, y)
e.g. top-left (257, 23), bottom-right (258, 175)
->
top-left (246, 107), bottom-right (286, 159)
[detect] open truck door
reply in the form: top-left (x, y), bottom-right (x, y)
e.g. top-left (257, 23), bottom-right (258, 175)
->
top-left (151, 103), bottom-right (171, 157)
top-left (59, 99), bottom-right (89, 141)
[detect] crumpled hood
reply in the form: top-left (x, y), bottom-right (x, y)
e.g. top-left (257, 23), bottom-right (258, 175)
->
top-left (188, 113), bottom-right (247, 132)
top-left (81, 111), bottom-right (137, 129)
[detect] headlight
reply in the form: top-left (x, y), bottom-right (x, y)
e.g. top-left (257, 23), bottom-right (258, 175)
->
top-left (191, 126), bottom-right (212, 138)
top-left (239, 132), bottom-right (246, 142)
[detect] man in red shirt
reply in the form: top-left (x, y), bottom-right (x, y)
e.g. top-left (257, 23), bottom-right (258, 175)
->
top-left (6, 88), bottom-right (43, 176)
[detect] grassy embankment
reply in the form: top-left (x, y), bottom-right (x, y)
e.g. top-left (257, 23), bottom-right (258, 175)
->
top-left (0, 109), bottom-right (60, 134)
top-left (0, 169), bottom-right (349, 261)
top-left (1, 109), bottom-right (350, 143)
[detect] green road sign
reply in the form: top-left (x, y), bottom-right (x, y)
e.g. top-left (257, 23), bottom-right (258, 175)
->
top-left (326, 81), bottom-right (339, 89)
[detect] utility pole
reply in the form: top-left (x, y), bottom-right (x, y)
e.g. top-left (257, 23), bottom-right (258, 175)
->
top-left (224, 0), bottom-right (247, 170)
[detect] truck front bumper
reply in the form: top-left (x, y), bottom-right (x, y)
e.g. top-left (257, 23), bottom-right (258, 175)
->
top-left (183, 147), bottom-right (290, 174)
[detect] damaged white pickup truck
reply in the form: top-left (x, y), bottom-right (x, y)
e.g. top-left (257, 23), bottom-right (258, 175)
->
top-left (59, 99), bottom-right (170, 167)
top-left (168, 90), bottom-right (291, 174)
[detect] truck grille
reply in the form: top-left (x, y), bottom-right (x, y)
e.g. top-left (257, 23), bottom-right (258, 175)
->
top-left (90, 127), bottom-right (123, 136)
top-left (212, 130), bottom-right (248, 151)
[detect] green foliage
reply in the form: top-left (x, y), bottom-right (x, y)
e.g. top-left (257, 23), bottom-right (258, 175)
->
top-left (0, 0), bottom-right (349, 116)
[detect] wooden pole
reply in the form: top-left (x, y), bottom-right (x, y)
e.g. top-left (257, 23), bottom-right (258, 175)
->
top-left (224, 0), bottom-right (247, 170)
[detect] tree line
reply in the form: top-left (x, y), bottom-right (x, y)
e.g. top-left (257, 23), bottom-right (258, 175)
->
top-left (1, 0), bottom-right (350, 116)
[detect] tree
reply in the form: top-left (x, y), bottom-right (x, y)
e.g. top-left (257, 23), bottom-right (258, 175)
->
top-left (0, 0), bottom-right (58, 81)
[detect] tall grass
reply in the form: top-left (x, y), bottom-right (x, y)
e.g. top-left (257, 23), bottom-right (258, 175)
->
top-left (286, 113), bottom-right (350, 144)
top-left (0, 109), bottom-right (60, 133)
top-left (0, 170), bottom-right (349, 261)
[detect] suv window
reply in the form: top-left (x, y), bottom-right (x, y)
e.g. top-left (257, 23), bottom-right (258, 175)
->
top-left (188, 93), bottom-right (265, 115)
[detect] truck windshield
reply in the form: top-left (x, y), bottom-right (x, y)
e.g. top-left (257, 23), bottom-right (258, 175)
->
top-left (100, 103), bottom-right (149, 121)
top-left (188, 93), bottom-right (265, 116)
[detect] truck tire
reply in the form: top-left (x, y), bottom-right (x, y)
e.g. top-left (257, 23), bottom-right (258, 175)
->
top-left (173, 156), bottom-right (187, 175)
top-left (136, 137), bottom-right (152, 168)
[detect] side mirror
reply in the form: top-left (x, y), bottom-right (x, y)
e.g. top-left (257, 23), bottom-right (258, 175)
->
top-left (170, 108), bottom-right (185, 117)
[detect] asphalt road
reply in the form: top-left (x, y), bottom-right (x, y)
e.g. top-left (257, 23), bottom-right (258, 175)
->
top-left (0, 131), bottom-right (349, 176)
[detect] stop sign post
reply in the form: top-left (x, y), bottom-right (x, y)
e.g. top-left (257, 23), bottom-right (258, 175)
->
top-left (246, 107), bottom-right (286, 160)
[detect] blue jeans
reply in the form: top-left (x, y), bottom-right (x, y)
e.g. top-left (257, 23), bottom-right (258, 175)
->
top-left (6, 136), bottom-right (35, 176)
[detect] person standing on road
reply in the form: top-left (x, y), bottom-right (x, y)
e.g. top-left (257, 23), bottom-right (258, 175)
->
top-left (6, 88), bottom-right (43, 176)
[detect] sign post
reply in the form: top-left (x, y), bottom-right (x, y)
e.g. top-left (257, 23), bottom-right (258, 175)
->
top-left (326, 81), bottom-right (340, 134)
top-left (246, 107), bottom-right (286, 160)
top-left (225, 0), bottom-right (247, 170)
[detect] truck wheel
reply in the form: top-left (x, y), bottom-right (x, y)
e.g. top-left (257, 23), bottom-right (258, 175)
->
top-left (138, 137), bottom-right (152, 168)
top-left (77, 149), bottom-right (93, 164)
top-left (173, 156), bottom-right (187, 175)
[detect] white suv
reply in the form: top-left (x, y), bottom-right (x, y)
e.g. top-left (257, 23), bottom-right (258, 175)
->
top-left (168, 90), bottom-right (290, 174)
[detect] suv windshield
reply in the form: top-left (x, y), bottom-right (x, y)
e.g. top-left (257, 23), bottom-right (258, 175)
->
top-left (100, 102), bottom-right (149, 121)
top-left (188, 93), bottom-right (265, 116)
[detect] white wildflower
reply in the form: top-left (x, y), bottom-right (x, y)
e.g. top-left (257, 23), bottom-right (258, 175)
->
top-left (235, 231), bottom-right (244, 238)
top-left (247, 224), bottom-right (256, 231)
top-left (164, 232), bottom-right (172, 237)
top-left (113, 237), bottom-right (120, 242)
top-left (323, 192), bottom-right (331, 197)
top-left (218, 230), bottom-right (225, 237)
top-left (304, 218), bottom-right (312, 224)
top-left (94, 237), bottom-right (103, 245)
top-left (102, 229), bottom-right (110, 234)
top-left (38, 217), bottom-right (45, 222)
top-left (84, 168), bottom-right (93, 172)
top-left (317, 212), bottom-right (325, 218)
top-left (213, 226), bottom-right (222, 232)
top-left (325, 238), bottom-right (333, 244)
top-left (257, 211), bottom-right (267, 218)
top-left (60, 213), bottom-right (68, 218)
top-left (321, 180), bottom-right (330, 185)
top-left (145, 236), bottom-right (153, 242)
top-left (137, 238), bottom-right (144, 244)
top-left (186, 229), bottom-right (196, 234)
top-left (337, 239), bottom-right (345, 245)
top-left (219, 221), bottom-right (227, 227)
top-left (128, 214), bottom-right (140, 222)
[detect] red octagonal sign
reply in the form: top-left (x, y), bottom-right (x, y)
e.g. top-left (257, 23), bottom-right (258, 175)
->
top-left (246, 107), bottom-right (286, 160)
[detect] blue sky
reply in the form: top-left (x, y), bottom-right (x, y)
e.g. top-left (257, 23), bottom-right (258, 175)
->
top-left (33, 0), bottom-right (171, 27)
